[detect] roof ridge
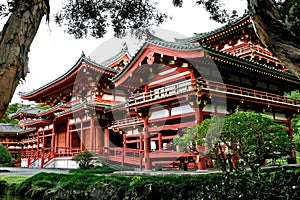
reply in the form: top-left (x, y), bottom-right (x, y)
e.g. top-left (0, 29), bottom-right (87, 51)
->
top-left (175, 13), bottom-right (250, 43)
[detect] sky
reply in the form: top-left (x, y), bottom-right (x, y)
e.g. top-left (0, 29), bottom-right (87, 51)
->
top-left (7, 0), bottom-right (247, 104)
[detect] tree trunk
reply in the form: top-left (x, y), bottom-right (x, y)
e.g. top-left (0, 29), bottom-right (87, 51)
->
top-left (248, 0), bottom-right (300, 79)
top-left (0, 0), bottom-right (49, 120)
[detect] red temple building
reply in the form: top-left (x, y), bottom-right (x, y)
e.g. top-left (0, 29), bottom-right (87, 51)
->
top-left (1, 15), bottom-right (299, 169)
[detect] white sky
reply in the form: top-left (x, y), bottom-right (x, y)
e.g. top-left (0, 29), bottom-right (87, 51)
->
top-left (8, 0), bottom-right (247, 103)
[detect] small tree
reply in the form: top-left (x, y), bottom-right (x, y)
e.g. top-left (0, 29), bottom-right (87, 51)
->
top-left (0, 144), bottom-right (13, 165)
top-left (72, 150), bottom-right (93, 169)
top-left (221, 112), bottom-right (292, 173)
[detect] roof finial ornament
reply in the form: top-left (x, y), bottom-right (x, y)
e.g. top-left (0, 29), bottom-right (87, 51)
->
top-left (121, 42), bottom-right (128, 52)
top-left (81, 51), bottom-right (86, 57)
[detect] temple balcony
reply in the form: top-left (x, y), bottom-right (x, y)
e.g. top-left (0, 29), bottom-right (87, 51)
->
top-left (113, 77), bottom-right (298, 113)
top-left (110, 112), bottom-right (196, 132)
top-left (223, 43), bottom-right (272, 57)
top-left (127, 79), bottom-right (195, 107)
top-left (223, 43), bottom-right (283, 69)
top-left (110, 117), bottom-right (144, 130)
top-left (0, 139), bottom-right (19, 144)
top-left (201, 79), bottom-right (300, 108)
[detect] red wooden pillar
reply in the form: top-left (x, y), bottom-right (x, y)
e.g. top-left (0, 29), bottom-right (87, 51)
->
top-left (123, 134), bottom-right (127, 149)
top-left (197, 157), bottom-right (207, 170)
top-left (90, 117), bottom-right (94, 152)
top-left (66, 117), bottom-right (70, 154)
top-left (80, 118), bottom-right (84, 151)
top-left (51, 122), bottom-right (55, 155)
top-left (41, 130), bottom-right (45, 168)
top-left (144, 118), bottom-right (151, 171)
top-left (197, 146), bottom-right (207, 171)
top-left (145, 84), bottom-right (149, 100)
top-left (104, 128), bottom-right (110, 148)
top-left (139, 132), bottom-right (143, 151)
top-left (194, 107), bottom-right (204, 125)
top-left (158, 132), bottom-right (163, 150)
top-left (37, 132), bottom-right (40, 155)
top-left (122, 134), bottom-right (126, 166)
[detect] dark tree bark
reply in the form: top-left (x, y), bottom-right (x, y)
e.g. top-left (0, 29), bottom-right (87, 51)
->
top-left (0, 0), bottom-right (49, 120)
top-left (248, 0), bottom-right (300, 79)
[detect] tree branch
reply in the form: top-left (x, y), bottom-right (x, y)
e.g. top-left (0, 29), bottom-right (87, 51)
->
top-left (0, 0), bottom-right (49, 120)
top-left (248, 0), bottom-right (300, 79)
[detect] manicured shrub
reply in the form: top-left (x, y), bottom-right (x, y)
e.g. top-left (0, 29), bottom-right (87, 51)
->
top-left (72, 150), bottom-right (93, 169)
top-left (0, 180), bottom-right (8, 195)
top-left (14, 167), bottom-right (300, 200)
top-left (0, 144), bottom-right (13, 165)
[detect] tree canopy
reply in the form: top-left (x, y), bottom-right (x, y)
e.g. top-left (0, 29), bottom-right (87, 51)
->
top-left (175, 112), bottom-right (293, 173)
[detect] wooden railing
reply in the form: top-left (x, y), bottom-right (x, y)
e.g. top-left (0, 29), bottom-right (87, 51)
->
top-left (203, 79), bottom-right (300, 106)
top-left (110, 117), bottom-right (143, 129)
top-left (122, 78), bottom-right (299, 108)
top-left (224, 43), bottom-right (273, 58)
top-left (41, 148), bottom-right (56, 168)
top-left (20, 137), bottom-right (38, 144)
top-left (55, 147), bottom-right (81, 157)
top-left (0, 139), bottom-right (19, 144)
top-left (128, 79), bottom-right (194, 106)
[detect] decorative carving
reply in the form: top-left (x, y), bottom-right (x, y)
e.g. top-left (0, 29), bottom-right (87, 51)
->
top-left (146, 52), bottom-right (155, 65)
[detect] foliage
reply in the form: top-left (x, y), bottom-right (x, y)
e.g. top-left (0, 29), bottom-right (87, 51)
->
top-left (0, 180), bottom-right (8, 195)
top-left (175, 112), bottom-right (293, 173)
top-left (34, 103), bottom-right (50, 110)
top-left (69, 165), bottom-right (115, 174)
top-left (285, 90), bottom-right (300, 150)
top-left (1, 103), bottom-right (23, 124)
top-left (0, 176), bottom-right (28, 185)
top-left (0, 144), bottom-right (13, 165)
top-left (11, 167), bottom-right (300, 200)
top-left (72, 150), bottom-right (93, 169)
top-left (54, 0), bottom-right (168, 39)
top-left (220, 112), bottom-right (292, 173)
top-left (174, 116), bottom-right (224, 153)
top-left (0, 103), bottom-right (46, 124)
top-left (278, 0), bottom-right (300, 40)
top-left (173, 126), bottom-right (197, 152)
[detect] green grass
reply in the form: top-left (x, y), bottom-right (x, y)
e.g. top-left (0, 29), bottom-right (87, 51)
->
top-left (297, 151), bottom-right (300, 163)
top-left (0, 176), bottom-right (28, 184)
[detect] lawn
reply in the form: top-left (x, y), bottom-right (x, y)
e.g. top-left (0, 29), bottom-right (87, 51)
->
top-left (0, 176), bottom-right (28, 184)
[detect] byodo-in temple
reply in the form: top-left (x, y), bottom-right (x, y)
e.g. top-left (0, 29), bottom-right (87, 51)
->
top-left (1, 15), bottom-right (299, 170)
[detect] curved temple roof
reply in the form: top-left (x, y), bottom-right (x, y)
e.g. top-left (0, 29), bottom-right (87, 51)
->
top-left (19, 54), bottom-right (118, 99)
top-left (175, 14), bottom-right (250, 44)
top-left (0, 124), bottom-right (35, 134)
top-left (112, 38), bottom-right (204, 85)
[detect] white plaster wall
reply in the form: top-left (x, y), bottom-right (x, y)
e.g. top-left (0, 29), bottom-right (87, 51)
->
top-left (21, 158), bottom-right (28, 168)
top-left (44, 157), bottom-right (79, 169)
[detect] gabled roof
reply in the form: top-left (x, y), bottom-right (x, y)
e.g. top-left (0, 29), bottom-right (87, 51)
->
top-left (0, 124), bottom-right (35, 134)
top-left (54, 100), bottom-right (109, 118)
top-left (101, 43), bottom-right (132, 68)
top-left (112, 38), bottom-right (204, 88)
top-left (112, 33), bottom-right (299, 89)
top-left (9, 107), bottom-right (43, 119)
top-left (19, 54), bottom-right (118, 99)
top-left (37, 103), bottom-right (71, 117)
top-left (202, 44), bottom-right (300, 84)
